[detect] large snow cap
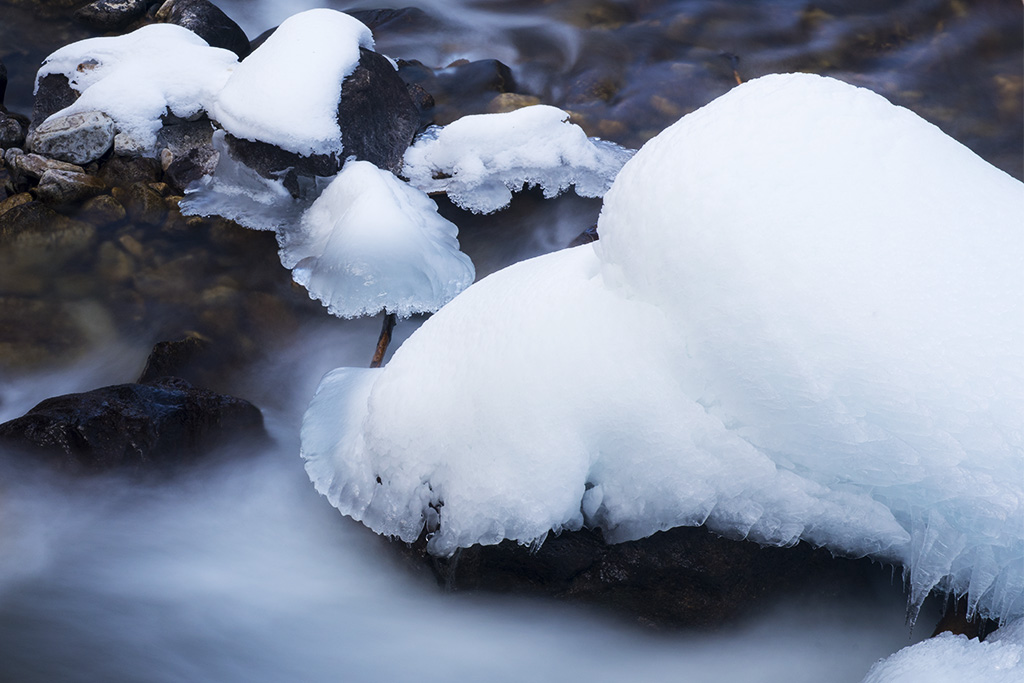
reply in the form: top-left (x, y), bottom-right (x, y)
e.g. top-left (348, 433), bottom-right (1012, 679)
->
top-left (302, 74), bottom-right (1024, 623)
top-left (211, 8), bottom-right (374, 157)
top-left (35, 24), bottom-right (237, 153)
top-left (403, 105), bottom-right (634, 214)
top-left (281, 160), bottom-right (475, 319)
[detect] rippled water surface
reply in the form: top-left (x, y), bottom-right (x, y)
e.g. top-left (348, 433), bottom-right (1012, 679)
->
top-left (0, 1), bottom-right (1019, 681)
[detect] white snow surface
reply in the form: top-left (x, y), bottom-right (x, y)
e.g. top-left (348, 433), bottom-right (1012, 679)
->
top-left (860, 619), bottom-right (1023, 683)
top-left (279, 160), bottom-right (475, 318)
top-left (35, 24), bottom-right (237, 154)
top-left (211, 8), bottom-right (373, 158)
top-left (402, 105), bottom-right (634, 214)
top-left (302, 74), bottom-right (1024, 623)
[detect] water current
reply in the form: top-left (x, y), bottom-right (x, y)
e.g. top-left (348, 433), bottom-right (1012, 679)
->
top-left (0, 1), bottom-right (1019, 680)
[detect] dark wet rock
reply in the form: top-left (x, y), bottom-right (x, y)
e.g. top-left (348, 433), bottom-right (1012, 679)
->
top-left (32, 169), bottom-right (107, 205)
top-left (77, 193), bottom-right (126, 225)
top-left (0, 58), bottom-right (7, 106)
top-left (135, 334), bottom-right (244, 391)
top-left (0, 376), bottom-right (266, 472)
top-left (30, 73), bottom-right (79, 132)
top-left (336, 48), bottom-right (419, 174)
top-left (0, 112), bottom-right (25, 149)
top-left (0, 192), bottom-right (33, 218)
top-left (408, 525), bottom-right (891, 629)
top-left (164, 145), bottom-right (217, 191)
top-left (156, 0), bottom-right (250, 60)
top-left (28, 111), bottom-right (116, 165)
top-left (112, 181), bottom-right (167, 226)
top-left (98, 154), bottom-right (162, 188)
top-left (73, 0), bottom-right (152, 29)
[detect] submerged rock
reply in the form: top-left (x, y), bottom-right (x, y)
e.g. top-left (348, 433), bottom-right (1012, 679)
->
top-left (32, 168), bottom-right (107, 204)
top-left (0, 376), bottom-right (266, 472)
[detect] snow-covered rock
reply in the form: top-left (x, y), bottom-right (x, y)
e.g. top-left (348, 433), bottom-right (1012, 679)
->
top-left (280, 160), bottom-right (474, 319)
top-left (301, 73), bottom-right (1024, 625)
top-left (402, 104), bottom-right (633, 214)
top-left (861, 619), bottom-right (1022, 683)
top-left (210, 9), bottom-right (372, 160)
top-left (33, 23), bottom-right (238, 155)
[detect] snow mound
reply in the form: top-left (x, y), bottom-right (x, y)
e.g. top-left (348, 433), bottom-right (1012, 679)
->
top-left (211, 8), bottom-right (373, 158)
top-left (302, 73), bottom-right (1024, 623)
top-left (35, 24), bottom-right (237, 154)
top-left (280, 160), bottom-right (475, 318)
top-left (861, 619), bottom-right (1022, 683)
top-left (402, 105), bottom-right (634, 214)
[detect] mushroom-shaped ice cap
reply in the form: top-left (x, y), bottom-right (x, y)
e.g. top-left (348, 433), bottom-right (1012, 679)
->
top-left (281, 160), bottom-right (475, 319)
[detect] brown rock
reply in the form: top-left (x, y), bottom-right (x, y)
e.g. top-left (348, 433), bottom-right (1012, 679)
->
top-left (77, 193), bottom-right (126, 225)
top-left (33, 168), bottom-right (107, 204)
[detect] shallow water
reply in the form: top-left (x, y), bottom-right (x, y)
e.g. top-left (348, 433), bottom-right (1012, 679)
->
top-left (0, 0), bottom-right (1018, 680)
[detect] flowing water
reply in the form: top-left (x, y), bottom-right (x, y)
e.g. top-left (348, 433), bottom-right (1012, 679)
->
top-left (0, 1), bottom-right (1020, 680)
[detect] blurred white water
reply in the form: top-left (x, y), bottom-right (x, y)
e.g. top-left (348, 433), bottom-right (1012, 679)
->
top-left (0, 316), bottom-right (933, 683)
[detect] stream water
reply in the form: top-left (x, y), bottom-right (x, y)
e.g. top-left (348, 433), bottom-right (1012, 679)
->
top-left (0, 1), bottom-right (1020, 680)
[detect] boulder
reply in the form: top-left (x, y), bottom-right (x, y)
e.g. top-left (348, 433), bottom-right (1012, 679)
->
top-left (28, 111), bottom-right (116, 165)
top-left (73, 0), bottom-right (152, 29)
top-left (0, 376), bottom-right (266, 472)
top-left (156, 0), bottom-right (250, 59)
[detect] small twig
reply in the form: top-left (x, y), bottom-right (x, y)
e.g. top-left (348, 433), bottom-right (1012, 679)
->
top-left (370, 311), bottom-right (398, 368)
top-left (722, 52), bottom-right (743, 85)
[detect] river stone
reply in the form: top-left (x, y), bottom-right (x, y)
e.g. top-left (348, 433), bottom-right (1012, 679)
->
top-left (73, 0), bottom-right (152, 29)
top-left (0, 112), bottom-right (25, 149)
top-left (98, 154), bottom-right (162, 188)
top-left (29, 111), bottom-right (115, 165)
top-left (156, 0), bottom-right (250, 59)
top-left (0, 192), bottom-right (33, 218)
top-left (78, 193), bottom-right (126, 225)
top-left (33, 169), bottom-right (107, 204)
top-left (0, 376), bottom-right (267, 472)
top-left (7, 150), bottom-right (84, 180)
top-left (112, 181), bottom-right (167, 226)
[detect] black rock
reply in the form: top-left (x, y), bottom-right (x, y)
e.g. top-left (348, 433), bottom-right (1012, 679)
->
top-left (345, 7), bottom-right (437, 34)
top-left (73, 0), bottom-right (152, 30)
top-left (0, 58), bottom-right (7, 107)
top-left (397, 58), bottom-right (518, 124)
top-left (336, 48), bottom-right (419, 174)
top-left (0, 377), bottom-right (266, 472)
top-left (404, 525), bottom-right (895, 629)
top-left (30, 73), bottom-right (79, 132)
top-left (157, 0), bottom-right (250, 60)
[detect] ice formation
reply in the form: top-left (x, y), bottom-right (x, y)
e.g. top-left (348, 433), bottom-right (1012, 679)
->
top-left (35, 24), bottom-right (237, 153)
top-left (402, 105), bottom-right (634, 214)
top-left (279, 160), bottom-right (475, 318)
top-left (860, 619), bottom-right (1022, 683)
top-left (302, 73), bottom-right (1024, 624)
top-left (211, 9), bottom-right (373, 158)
